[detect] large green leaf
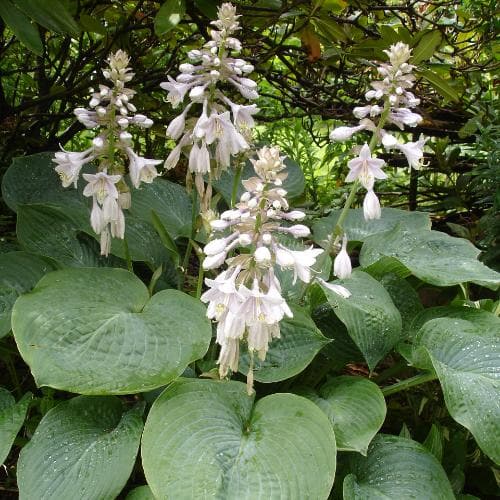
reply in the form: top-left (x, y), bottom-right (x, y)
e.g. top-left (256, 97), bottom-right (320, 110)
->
top-left (360, 224), bottom-right (500, 290)
top-left (238, 306), bottom-right (331, 382)
top-left (13, 0), bottom-right (80, 37)
top-left (418, 68), bottom-right (460, 103)
top-left (142, 379), bottom-right (336, 499)
top-left (413, 318), bottom-right (500, 464)
top-left (16, 204), bottom-right (117, 268)
top-left (1, 153), bottom-right (88, 220)
top-left (0, 0), bottom-right (43, 54)
top-left (12, 268), bottom-right (211, 394)
top-left (312, 208), bottom-right (430, 248)
top-left (343, 435), bottom-right (455, 499)
top-left (0, 389), bottom-right (31, 464)
top-left (154, 0), bottom-right (186, 36)
top-left (0, 251), bottom-right (59, 338)
top-left (301, 376), bottom-right (386, 454)
top-left (319, 270), bottom-right (403, 370)
top-left (213, 157), bottom-right (305, 204)
top-left (17, 396), bottom-right (143, 499)
top-left (125, 485), bottom-right (156, 500)
top-left (411, 30), bottom-right (442, 64)
top-left (130, 178), bottom-right (193, 239)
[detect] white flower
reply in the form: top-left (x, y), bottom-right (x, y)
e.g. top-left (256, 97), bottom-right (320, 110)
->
top-left (188, 142), bottom-right (211, 174)
top-left (166, 108), bottom-right (190, 140)
top-left (284, 224), bottom-right (311, 238)
top-left (330, 124), bottom-right (366, 142)
top-left (383, 42), bottom-right (412, 67)
top-left (201, 267), bottom-right (242, 321)
top-left (202, 111), bottom-right (248, 151)
top-left (363, 189), bottom-right (382, 220)
top-left (275, 245), bottom-right (323, 284)
top-left (202, 251), bottom-right (227, 270)
top-left (217, 338), bottom-right (239, 377)
top-left (82, 172), bottom-right (121, 203)
top-left (333, 236), bottom-right (352, 279)
top-left (391, 135), bottom-right (428, 170)
top-left (229, 102), bottom-right (259, 130)
top-left (53, 147), bottom-right (94, 188)
top-left (316, 278), bottom-right (351, 298)
top-left (126, 148), bottom-right (162, 188)
top-left (254, 246), bottom-right (272, 264)
top-left (160, 77), bottom-right (193, 108)
top-left (345, 144), bottom-right (387, 189)
top-left (74, 108), bottom-right (98, 128)
top-left (389, 108), bottom-right (422, 129)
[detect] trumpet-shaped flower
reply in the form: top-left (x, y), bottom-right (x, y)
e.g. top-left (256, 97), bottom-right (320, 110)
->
top-left (346, 144), bottom-right (387, 189)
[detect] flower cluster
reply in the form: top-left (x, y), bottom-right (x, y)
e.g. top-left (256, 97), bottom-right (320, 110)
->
top-left (200, 146), bottom-right (349, 390)
top-left (328, 42), bottom-right (427, 279)
top-left (53, 50), bottom-right (161, 255)
top-left (161, 2), bottom-right (258, 210)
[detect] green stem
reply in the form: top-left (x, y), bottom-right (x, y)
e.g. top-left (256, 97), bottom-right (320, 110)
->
top-left (382, 372), bottom-right (437, 397)
top-left (231, 164), bottom-right (243, 207)
top-left (196, 261), bottom-right (204, 299)
top-left (373, 359), bottom-right (408, 384)
top-left (332, 99), bottom-right (391, 239)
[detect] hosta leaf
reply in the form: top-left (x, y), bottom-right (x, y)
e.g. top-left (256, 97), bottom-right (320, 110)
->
top-left (301, 376), bottom-right (386, 454)
top-left (125, 485), bottom-right (156, 499)
top-left (130, 178), bottom-right (193, 239)
top-left (213, 157), bottom-right (305, 204)
top-left (238, 306), bottom-right (331, 382)
top-left (16, 204), bottom-right (118, 268)
top-left (1, 153), bottom-right (88, 220)
top-left (0, 251), bottom-right (59, 338)
top-left (312, 208), bottom-right (430, 248)
top-left (12, 268), bottom-right (211, 394)
top-left (0, 389), bottom-right (32, 464)
top-left (343, 435), bottom-right (454, 499)
top-left (142, 379), bottom-right (336, 499)
top-left (414, 318), bottom-right (500, 464)
top-left (423, 424), bottom-right (443, 462)
top-left (17, 397), bottom-right (143, 499)
top-left (360, 224), bottom-right (500, 290)
top-left (319, 270), bottom-right (403, 370)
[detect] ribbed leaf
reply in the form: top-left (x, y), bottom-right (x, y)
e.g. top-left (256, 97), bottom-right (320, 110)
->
top-left (312, 208), bottom-right (430, 248)
top-left (343, 435), bottom-right (454, 499)
top-left (12, 268), bottom-right (211, 394)
top-left (301, 376), bottom-right (386, 454)
top-left (17, 397), bottom-right (143, 499)
top-left (238, 306), bottom-right (331, 382)
top-left (319, 270), bottom-right (403, 370)
top-left (418, 68), bottom-right (460, 102)
top-left (414, 318), bottom-right (500, 464)
top-left (142, 379), bottom-right (336, 499)
top-left (0, 389), bottom-right (31, 464)
top-left (0, 251), bottom-right (59, 338)
top-left (360, 224), bottom-right (500, 290)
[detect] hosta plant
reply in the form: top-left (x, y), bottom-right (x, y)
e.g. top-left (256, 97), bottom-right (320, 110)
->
top-left (0, 3), bottom-right (499, 500)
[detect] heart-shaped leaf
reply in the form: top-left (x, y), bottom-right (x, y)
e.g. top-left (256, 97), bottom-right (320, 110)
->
top-left (0, 389), bottom-right (32, 464)
top-left (343, 435), bottom-right (455, 499)
top-left (360, 224), bottom-right (500, 290)
top-left (413, 318), bottom-right (500, 463)
top-left (0, 251), bottom-right (59, 338)
top-left (17, 396), bottom-right (143, 499)
top-left (312, 208), bottom-right (430, 248)
top-left (238, 306), bottom-right (331, 382)
top-left (319, 270), bottom-right (403, 370)
top-left (12, 268), bottom-right (211, 394)
top-left (142, 379), bottom-right (336, 499)
top-left (300, 376), bottom-right (386, 454)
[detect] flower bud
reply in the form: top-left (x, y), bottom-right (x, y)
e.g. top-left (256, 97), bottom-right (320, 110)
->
top-left (238, 234), bottom-right (252, 246)
top-left (254, 246), bottom-right (271, 264)
top-left (204, 237), bottom-right (229, 256)
top-left (203, 251), bottom-right (227, 270)
top-left (363, 190), bottom-right (382, 220)
top-left (333, 237), bottom-right (352, 279)
top-left (287, 224), bottom-right (310, 238)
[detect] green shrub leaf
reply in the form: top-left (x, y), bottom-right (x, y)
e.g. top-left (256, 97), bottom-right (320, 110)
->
top-left (301, 376), bottom-right (386, 454)
top-left (12, 268), bottom-right (211, 394)
top-left (154, 0), bottom-right (186, 36)
top-left (142, 379), bottom-right (336, 499)
top-left (343, 434), bottom-right (455, 499)
top-left (17, 397), bottom-right (143, 499)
